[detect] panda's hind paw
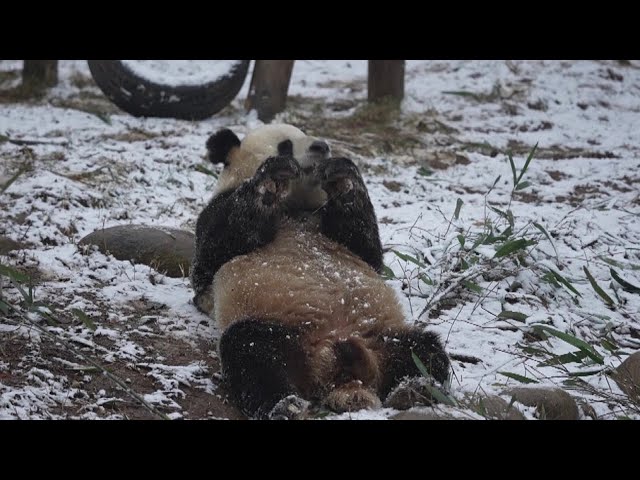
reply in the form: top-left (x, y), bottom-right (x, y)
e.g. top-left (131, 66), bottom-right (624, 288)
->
top-left (268, 395), bottom-right (311, 420)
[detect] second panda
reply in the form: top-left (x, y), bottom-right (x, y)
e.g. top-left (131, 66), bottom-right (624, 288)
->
top-left (191, 124), bottom-right (451, 419)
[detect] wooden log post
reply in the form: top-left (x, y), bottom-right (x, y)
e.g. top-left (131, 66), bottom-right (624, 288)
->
top-left (368, 60), bottom-right (405, 105)
top-left (22, 60), bottom-right (58, 89)
top-left (245, 60), bottom-right (295, 123)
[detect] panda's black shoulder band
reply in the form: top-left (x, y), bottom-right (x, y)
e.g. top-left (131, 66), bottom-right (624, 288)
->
top-left (206, 128), bottom-right (241, 165)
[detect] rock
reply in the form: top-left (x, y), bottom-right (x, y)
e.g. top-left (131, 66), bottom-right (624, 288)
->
top-left (391, 410), bottom-right (458, 420)
top-left (504, 387), bottom-right (579, 420)
top-left (0, 235), bottom-right (23, 255)
top-left (473, 395), bottom-right (526, 420)
top-left (612, 352), bottom-right (640, 400)
top-left (79, 225), bottom-right (194, 278)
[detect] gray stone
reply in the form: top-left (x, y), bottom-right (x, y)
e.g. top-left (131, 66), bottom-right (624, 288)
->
top-left (391, 410), bottom-right (458, 421)
top-left (612, 352), bottom-right (640, 400)
top-left (79, 225), bottom-right (194, 278)
top-left (0, 235), bottom-right (23, 255)
top-left (504, 387), bottom-right (579, 420)
top-left (473, 395), bottom-right (526, 420)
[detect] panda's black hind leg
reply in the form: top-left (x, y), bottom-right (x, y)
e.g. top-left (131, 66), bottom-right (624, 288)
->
top-left (219, 318), bottom-right (310, 420)
top-left (318, 157), bottom-right (384, 272)
top-left (378, 328), bottom-right (451, 409)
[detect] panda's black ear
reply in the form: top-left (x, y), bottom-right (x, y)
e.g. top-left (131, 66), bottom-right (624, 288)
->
top-left (277, 139), bottom-right (294, 156)
top-left (206, 128), bottom-right (241, 165)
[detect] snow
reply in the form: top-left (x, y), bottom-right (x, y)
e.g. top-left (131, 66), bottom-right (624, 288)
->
top-left (121, 60), bottom-right (245, 86)
top-left (1, 59), bottom-right (640, 420)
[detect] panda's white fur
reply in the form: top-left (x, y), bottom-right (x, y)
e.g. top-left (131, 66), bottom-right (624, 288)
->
top-left (214, 124), bottom-right (325, 203)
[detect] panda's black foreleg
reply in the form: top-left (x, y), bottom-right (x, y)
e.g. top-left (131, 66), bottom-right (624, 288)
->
top-left (219, 318), bottom-right (310, 420)
top-left (318, 157), bottom-right (384, 272)
top-left (190, 155), bottom-right (300, 311)
top-left (378, 328), bottom-right (451, 409)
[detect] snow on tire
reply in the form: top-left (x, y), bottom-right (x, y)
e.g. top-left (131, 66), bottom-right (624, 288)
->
top-left (87, 60), bottom-right (250, 120)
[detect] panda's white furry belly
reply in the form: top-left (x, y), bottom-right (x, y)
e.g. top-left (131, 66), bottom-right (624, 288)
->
top-left (212, 220), bottom-right (405, 339)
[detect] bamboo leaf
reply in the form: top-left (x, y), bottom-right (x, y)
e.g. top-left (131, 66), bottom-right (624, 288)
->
top-left (411, 351), bottom-right (457, 406)
top-left (497, 311), bottom-right (528, 322)
top-left (498, 371), bottom-right (539, 384)
top-left (538, 350), bottom-right (589, 367)
top-left (545, 269), bottom-right (582, 297)
top-left (462, 280), bottom-right (483, 294)
top-left (392, 250), bottom-right (426, 268)
top-left (610, 268), bottom-right (640, 294)
top-left (535, 326), bottom-right (604, 365)
top-left (493, 239), bottom-right (536, 258)
top-left (381, 265), bottom-right (396, 280)
top-left (583, 266), bottom-right (615, 306)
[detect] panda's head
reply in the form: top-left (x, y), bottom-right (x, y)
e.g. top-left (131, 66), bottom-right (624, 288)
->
top-left (206, 124), bottom-right (331, 210)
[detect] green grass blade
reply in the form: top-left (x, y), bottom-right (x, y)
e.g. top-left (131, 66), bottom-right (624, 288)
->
top-left (583, 266), bottom-right (614, 306)
top-left (493, 239), bottom-right (536, 258)
top-left (535, 326), bottom-right (604, 365)
top-left (0, 265), bottom-right (30, 283)
top-left (381, 265), bottom-right (396, 280)
top-left (515, 181), bottom-right (532, 190)
top-left (498, 371), bottom-right (539, 384)
top-left (508, 153), bottom-right (517, 187)
top-left (411, 351), bottom-right (457, 406)
top-left (417, 166), bottom-right (434, 177)
top-left (72, 308), bottom-right (97, 332)
top-left (487, 175), bottom-right (502, 195)
top-left (457, 234), bottom-right (465, 248)
top-left (462, 280), bottom-right (483, 294)
top-left (454, 198), bottom-right (463, 220)
top-left (538, 350), bottom-right (589, 367)
top-left (533, 222), bottom-right (559, 259)
top-left (193, 164), bottom-right (218, 178)
top-left (546, 269), bottom-right (582, 297)
top-left (392, 250), bottom-right (426, 268)
top-left (568, 369), bottom-right (606, 377)
top-left (497, 311), bottom-right (528, 322)
top-left (610, 268), bottom-right (640, 294)
top-left (515, 142), bottom-right (538, 186)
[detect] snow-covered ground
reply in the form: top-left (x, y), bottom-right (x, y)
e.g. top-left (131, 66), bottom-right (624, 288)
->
top-left (1, 60), bottom-right (639, 420)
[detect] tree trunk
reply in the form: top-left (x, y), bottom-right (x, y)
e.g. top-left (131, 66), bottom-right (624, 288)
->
top-left (22, 60), bottom-right (58, 88)
top-left (368, 60), bottom-right (405, 104)
top-left (245, 60), bottom-right (295, 123)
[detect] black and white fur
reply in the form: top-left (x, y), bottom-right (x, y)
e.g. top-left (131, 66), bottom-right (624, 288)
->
top-left (191, 124), bottom-right (450, 419)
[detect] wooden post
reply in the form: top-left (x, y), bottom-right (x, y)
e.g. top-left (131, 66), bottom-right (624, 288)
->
top-left (22, 60), bottom-right (58, 88)
top-left (245, 60), bottom-right (295, 123)
top-left (368, 60), bottom-right (405, 104)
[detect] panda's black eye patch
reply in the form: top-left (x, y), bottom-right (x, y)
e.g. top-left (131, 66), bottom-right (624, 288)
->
top-left (277, 139), bottom-right (294, 156)
top-left (309, 140), bottom-right (330, 155)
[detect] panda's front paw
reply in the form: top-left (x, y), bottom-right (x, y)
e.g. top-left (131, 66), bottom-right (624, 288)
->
top-left (319, 157), bottom-right (363, 198)
top-left (268, 394), bottom-right (310, 420)
top-left (255, 155), bottom-right (301, 207)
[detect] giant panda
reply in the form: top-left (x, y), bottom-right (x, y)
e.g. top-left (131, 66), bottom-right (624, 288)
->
top-left (190, 124), bottom-right (451, 419)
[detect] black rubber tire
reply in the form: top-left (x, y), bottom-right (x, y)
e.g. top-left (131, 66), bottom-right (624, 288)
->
top-left (87, 60), bottom-right (250, 120)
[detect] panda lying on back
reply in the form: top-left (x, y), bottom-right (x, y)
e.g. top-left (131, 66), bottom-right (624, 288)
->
top-left (191, 124), bottom-right (450, 419)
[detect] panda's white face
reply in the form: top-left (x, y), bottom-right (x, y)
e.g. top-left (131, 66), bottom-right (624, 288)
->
top-left (240, 124), bottom-right (329, 170)
top-left (215, 124), bottom-right (331, 204)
